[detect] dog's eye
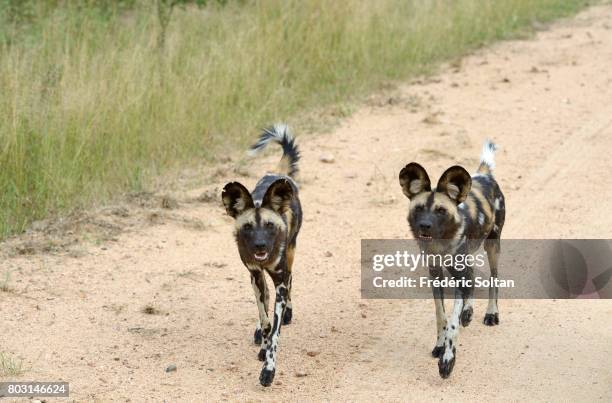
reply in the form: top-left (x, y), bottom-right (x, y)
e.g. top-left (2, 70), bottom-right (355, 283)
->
top-left (265, 222), bottom-right (275, 229)
top-left (243, 223), bottom-right (253, 231)
top-left (435, 206), bottom-right (447, 215)
top-left (415, 205), bottom-right (425, 212)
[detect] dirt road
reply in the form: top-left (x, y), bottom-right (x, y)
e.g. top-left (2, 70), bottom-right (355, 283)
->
top-left (1, 5), bottom-right (611, 401)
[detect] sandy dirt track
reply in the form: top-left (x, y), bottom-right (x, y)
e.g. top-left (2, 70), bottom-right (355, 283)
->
top-left (1, 5), bottom-right (612, 402)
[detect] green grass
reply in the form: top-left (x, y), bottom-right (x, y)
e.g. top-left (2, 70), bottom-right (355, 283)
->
top-left (0, 270), bottom-right (11, 292)
top-left (0, 351), bottom-right (23, 376)
top-left (0, 0), bottom-right (590, 236)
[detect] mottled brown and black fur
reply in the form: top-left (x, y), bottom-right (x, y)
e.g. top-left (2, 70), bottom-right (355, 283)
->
top-left (222, 124), bottom-right (302, 387)
top-left (399, 140), bottom-right (505, 379)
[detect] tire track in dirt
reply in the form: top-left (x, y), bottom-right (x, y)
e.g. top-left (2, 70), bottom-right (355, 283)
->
top-left (1, 5), bottom-right (611, 401)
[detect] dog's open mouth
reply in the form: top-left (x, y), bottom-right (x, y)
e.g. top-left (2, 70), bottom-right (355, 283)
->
top-left (418, 233), bottom-right (433, 241)
top-left (254, 251), bottom-right (269, 261)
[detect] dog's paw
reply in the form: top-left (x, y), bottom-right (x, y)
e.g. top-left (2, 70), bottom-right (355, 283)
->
top-left (460, 306), bottom-right (473, 327)
top-left (257, 349), bottom-right (266, 361)
top-left (254, 328), bottom-right (263, 345)
top-left (282, 307), bottom-right (293, 325)
top-left (431, 345), bottom-right (444, 358)
top-left (483, 312), bottom-right (500, 326)
top-left (438, 348), bottom-right (456, 379)
top-left (259, 368), bottom-right (275, 387)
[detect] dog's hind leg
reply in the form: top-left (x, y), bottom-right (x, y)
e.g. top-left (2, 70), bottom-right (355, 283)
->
top-left (259, 276), bottom-right (289, 387)
top-left (251, 271), bottom-right (270, 357)
top-left (460, 268), bottom-right (475, 327)
top-left (484, 235), bottom-right (501, 326)
top-left (430, 267), bottom-right (446, 358)
top-left (485, 190), bottom-right (504, 326)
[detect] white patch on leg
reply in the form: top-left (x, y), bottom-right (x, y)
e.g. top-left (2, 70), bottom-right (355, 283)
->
top-left (443, 297), bottom-right (463, 361)
top-left (486, 297), bottom-right (498, 315)
top-left (264, 284), bottom-right (287, 371)
top-left (434, 298), bottom-right (446, 348)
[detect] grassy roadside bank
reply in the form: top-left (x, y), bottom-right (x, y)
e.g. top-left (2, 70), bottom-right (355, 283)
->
top-left (0, 0), bottom-right (590, 237)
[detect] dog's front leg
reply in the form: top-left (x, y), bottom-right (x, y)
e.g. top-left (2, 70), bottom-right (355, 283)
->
top-left (282, 273), bottom-right (293, 324)
top-left (429, 267), bottom-right (446, 358)
top-left (438, 287), bottom-right (463, 378)
top-left (283, 243), bottom-right (296, 325)
top-left (250, 271), bottom-right (270, 359)
top-left (259, 276), bottom-right (288, 387)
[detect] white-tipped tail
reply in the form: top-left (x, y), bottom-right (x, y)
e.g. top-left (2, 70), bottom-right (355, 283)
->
top-left (247, 123), bottom-right (300, 178)
top-left (247, 123), bottom-right (290, 156)
top-left (478, 139), bottom-right (497, 174)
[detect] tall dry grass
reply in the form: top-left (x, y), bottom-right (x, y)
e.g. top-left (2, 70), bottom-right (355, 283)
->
top-left (0, 0), bottom-right (588, 236)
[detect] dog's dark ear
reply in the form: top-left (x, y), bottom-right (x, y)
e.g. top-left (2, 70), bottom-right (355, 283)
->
top-left (222, 182), bottom-right (254, 218)
top-left (436, 166), bottom-right (471, 204)
top-left (262, 179), bottom-right (293, 215)
top-left (399, 163), bottom-right (431, 199)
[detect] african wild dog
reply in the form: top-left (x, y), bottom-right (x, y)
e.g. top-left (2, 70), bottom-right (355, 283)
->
top-left (398, 140), bottom-right (505, 379)
top-left (221, 124), bottom-right (302, 387)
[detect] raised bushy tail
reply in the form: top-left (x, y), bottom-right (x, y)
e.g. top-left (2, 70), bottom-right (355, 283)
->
top-left (477, 139), bottom-right (497, 175)
top-left (248, 123), bottom-right (300, 178)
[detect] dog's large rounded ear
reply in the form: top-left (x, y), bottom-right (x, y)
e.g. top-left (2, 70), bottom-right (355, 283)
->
top-left (399, 163), bottom-right (431, 199)
top-left (221, 182), bottom-right (254, 218)
top-left (436, 166), bottom-right (471, 204)
top-left (262, 179), bottom-right (293, 215)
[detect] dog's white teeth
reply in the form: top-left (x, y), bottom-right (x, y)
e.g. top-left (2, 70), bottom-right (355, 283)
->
top-left (254, 252), bottom-right (268, 261)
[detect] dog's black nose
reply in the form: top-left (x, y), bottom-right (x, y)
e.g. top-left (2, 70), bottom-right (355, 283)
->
top-left (419, 222), bottom-right (432, 230)
top-left (254, 240), bottom-right (266, 249)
